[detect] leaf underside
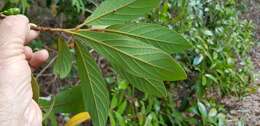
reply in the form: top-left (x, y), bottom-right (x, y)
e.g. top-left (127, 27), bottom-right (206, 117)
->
top-left (75, 42), bottom-right (109, 126)
top-left (53, 39), bottom-right (73, 79)
top-left (52, 86), bottom-right (84, 113)
top-left (107, 23), bottom-right (192, 53)
top-left (113, 64), bottom-right (167, 97)
top-left (74, 31), bottom-right (187, 81)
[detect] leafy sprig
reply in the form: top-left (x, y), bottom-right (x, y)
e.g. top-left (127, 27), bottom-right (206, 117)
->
top-left (1, 0), bottom-right (192, 125)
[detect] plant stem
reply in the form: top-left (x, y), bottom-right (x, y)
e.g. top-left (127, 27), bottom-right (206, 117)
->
top-left (30, 25), bottom-right (73, 33)
top-left (75, 22), bottom-right (89, 29)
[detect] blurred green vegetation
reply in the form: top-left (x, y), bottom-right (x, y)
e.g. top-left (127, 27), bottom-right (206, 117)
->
top-left (153, 0), bottom-right (255, 96)
top-left (1, 0), bottom-right (256, 125)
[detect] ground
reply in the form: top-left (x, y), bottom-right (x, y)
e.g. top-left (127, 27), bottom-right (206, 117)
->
top-left (223, 0), bottom-right (260, 125)
top-left (224, 45), bottom-right (260, 126)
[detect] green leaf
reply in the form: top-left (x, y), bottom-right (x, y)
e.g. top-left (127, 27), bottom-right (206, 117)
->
top-left (74, 31), bottom-right (187, 81)
top-left (75, 42), bottom-right (109, 126)
top-left (72, 0), bottom-right (85, 12)
top-left (193, 54), bottom-right (203, 65)
top-left (84, 0), bottom-right (160, 25)
top-left (54, 87), bottom-right (84, 113)
top-left (217, 113), bottom-right (226, 126)
top-left (53, 39), bottom-right (73, 79)
top-left (31, 76), bottom-right (40, 102)
top-left (114, 65), bottom-right (167, 97)
top-left (49, 112), bottom-right (58, 126)
top-left (115, 112), bottom-right (126, 126)
top-left (43, 112), bottom-right (58, 126)
top-left (107, 24), bottom-right (192, 53)
top-left (108, 112), bottom-right (116, 126)
top-left (205, 74), bottom-right (218, 83)
top-left (208, 108), bottom-right (217, 117)
top-left (117, 100), bottom-right (127, 114)
top-left (110, 96), bottom-right (118, 109)
top-left (40, 86), bottom-right (85, 113)
top-left (202, 75), bottom-right (207, 86)
top-left (144, 113), bottom-right (153, 126)
top-left (197, 101), bottom-right (208, 119)
top-left (237, 119), bottom-right (245, 126)
top-left (2, 8), bottom-right (21, 15)
top-left (43, 96), bottom-right (56, 121)
top-left (118, 80), bottom-right (129, 90)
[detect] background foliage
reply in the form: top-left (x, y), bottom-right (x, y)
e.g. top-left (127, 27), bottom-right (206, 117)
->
top-left (0, 0), bottom-right (256, 125)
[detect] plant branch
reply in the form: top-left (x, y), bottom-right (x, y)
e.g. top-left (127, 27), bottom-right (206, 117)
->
top-left (30, 25), bottom-right (72, 33)
top-left (75, 21), bottom-right (89, 29)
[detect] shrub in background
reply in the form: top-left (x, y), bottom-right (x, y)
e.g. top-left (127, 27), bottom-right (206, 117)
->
top-left (151, 0), bottom-right (255, 96)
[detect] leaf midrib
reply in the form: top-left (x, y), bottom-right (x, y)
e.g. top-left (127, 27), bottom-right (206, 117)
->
top-left (80, 28), bottom-right (188, 48)
top-left (74, 32), bottom-right (175, 75)
top-left (85, 0), bottom-right (137, 24)
top-left (76, 43), bottom-right (103, 125)
top-left (103, 29), bottom-right (187, 46)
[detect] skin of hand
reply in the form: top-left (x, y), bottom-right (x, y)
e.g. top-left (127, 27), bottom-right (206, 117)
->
top-left (0, 15), bottom-right (48, 125)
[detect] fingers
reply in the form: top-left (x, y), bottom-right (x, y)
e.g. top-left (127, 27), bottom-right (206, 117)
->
top-left (0, 15), bottom-right (39, 44)
top-left (3, 15), bottom-right (29, 25)
top-left (25, 29), bottom-right (39, 44)
top-left (24, 46), bottom-right (33, 60)
top-left (25, 24), bottom-right (39, 44)
top-left (2, 15), bottom-right (45, 70)
top-left (24, 47), bottom-right (49, 71)
top-left (0, 15), bottom-right (29, 40)
top-left (29, 49), bottom-right (49, 71)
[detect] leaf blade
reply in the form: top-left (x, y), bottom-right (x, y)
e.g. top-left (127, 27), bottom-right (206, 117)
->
top-left (31, 76), bottom-right (40, 102)
top-left (53, 86), bottom-right (84, 113)
top-left (74, 31), bottom-right (187, 81)
top-left (107, 23), bottom-right (192, 53)
top-left (53, 39), bottom-right (73, 79)
top-left (85, 0), bottom-right (160, 25)
top-left (75, 42), bottom-right (109, 126)
top-left (113, 65), bottom-right (167, 97)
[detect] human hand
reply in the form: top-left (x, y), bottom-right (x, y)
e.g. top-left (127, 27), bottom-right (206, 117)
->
top-left (0, 15), bottom-right (48, 126)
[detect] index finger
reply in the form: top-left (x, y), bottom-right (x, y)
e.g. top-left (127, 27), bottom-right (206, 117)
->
top-left (25, 24), bottom-right (40, 45)
top-left (0, 15), bottom-right (29, 40)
